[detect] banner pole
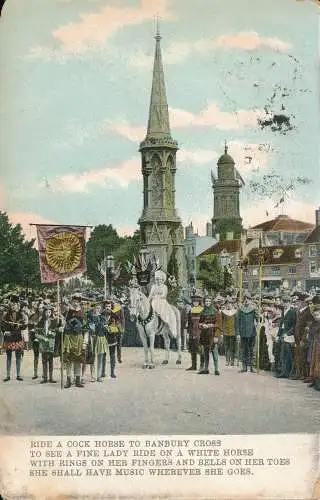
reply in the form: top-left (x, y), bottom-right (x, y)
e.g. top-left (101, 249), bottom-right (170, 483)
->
top-left (57, 280), bottom-right (64, 390)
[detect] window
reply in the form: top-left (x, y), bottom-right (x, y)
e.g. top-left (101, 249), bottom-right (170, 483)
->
top-left (288, 266), bottom-right (296, 274)
top-left (271, 266), bottom-right (280, 276)
top-left (309, 246), bottom-right (317, 258)
top-left (310, 262), bottom-right (318, 274)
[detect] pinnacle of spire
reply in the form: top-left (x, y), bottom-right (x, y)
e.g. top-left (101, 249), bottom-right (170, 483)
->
top-left (146, 26), bottom-right (171, 139)
top-left (224, 139), bottom-right (228, 154)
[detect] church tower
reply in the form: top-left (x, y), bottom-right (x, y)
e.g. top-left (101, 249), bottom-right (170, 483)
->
top-left (211, 143), bottom-right (243, 240)
top-left (138, 27), bottom-right (187, 287)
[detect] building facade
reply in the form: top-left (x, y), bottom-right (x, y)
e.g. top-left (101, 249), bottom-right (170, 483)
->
top-left (138, 29), bottom-right (187, 287)
top-left (184, 223), bottom-right (216, 282)
top-left (211, 144), bottom-right (243, 240)
top-left (303, 208), bottom-right (320, 291)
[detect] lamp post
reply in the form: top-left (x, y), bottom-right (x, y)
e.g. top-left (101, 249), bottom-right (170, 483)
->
top-left (106, 255), bottom-right (114, 298)
top-left (220, 252), bottom-right (233, 291)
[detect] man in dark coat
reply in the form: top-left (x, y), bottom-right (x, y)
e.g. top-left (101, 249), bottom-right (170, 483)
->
top-left (2, 295), bottom-right (27, 381)
top-left (198, 296), bottom-right (219, 375)
top-left (290, 293), bottom-right (313, 381)
top-left (236, 293), bottom-right (257, 373)
top-left (186, 294), bottom-right (203, 371)
top-left (276, 294), bottom-right (297, 379)
top-left (308, 294), bottom-right (320, 391)
top-left (176, 298), bottom-right (188, 351)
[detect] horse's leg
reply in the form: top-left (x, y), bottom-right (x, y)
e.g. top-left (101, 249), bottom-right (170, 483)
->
top-left (148, 327), bottom-right (155, 369)
top-left (162, 328), bottom-right (170, 365)
top-left (175, 311), bottom-right (182, 365)
top-left (176, 330), bottom-right (182, 365)
top-left (137, 325), bottom-right (149, 369)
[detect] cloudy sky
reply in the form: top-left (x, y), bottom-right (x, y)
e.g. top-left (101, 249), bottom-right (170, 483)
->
top-left (0, 0), bottom-right (319, 240)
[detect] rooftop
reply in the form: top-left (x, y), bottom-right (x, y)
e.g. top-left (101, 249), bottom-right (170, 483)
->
top-left (252, 214), bottom-right (314, 233)
top-left (304, 226), bottom-right (320, 244)
top-left (199, 239), bottom-right (241, 257)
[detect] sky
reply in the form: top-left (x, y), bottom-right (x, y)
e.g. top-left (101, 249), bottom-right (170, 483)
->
top-left (0, 0), bottom-right (319, 241)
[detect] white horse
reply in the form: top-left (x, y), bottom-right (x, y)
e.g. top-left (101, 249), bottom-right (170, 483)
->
top-left (128, 287), bottom-right (182, 369)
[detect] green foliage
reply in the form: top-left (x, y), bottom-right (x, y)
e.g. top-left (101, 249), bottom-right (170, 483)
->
top-left (197, 255), bottom-right (224, 293)
top-left (86, 225), bottom-right (141, 287)
top-left (167, 248), bottom-right (182, 304)
top-left (0, 212), bottom-right (40, 288)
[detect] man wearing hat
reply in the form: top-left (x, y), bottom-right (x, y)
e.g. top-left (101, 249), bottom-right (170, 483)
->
top-left (112, 299), bottom-right (125, 364)
top-left (176, 297), bottom-right (188, 351)
top-left (307, 294), bottom-right (320, 391)
top-left (198, 296), bottom-right (220, 375)
top-left (1, 294), bottom-right (27, 382)
top-left (221, 296), bottom-right (237, 367)
top-left (63, 303), bottom-right (85, 388)
top-left (186, 293), bottom-right (203, 371)
top-left (275, 293), bottom-right (297, 379)
top-left (289, 292), bottom-right (313, 381)
top-left (236, 293), bottom-right (257, 373)
top-left (35, 304), bottom-right (59, 384)
top-left (100, 300), bottom-right (121, 379)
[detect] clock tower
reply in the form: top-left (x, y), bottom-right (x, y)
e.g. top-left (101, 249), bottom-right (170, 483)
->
top-left (138, 28), bottom-right (187, 287)
top-left (211, 143), bottom-right (243, 240)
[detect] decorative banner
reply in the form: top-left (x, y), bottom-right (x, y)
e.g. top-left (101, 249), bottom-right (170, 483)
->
top-left (36, 225), bottom-right (87, 283)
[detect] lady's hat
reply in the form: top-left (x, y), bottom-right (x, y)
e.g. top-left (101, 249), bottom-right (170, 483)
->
top-left (191, 293), bottom-right (202, 301)
top-left (154, 270), bottom-right (166, 281)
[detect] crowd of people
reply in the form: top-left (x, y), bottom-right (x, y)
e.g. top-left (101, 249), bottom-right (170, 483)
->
top-left (0, 290), bottom-right (125, 387)
top-left (185, 288), bottom-right (320, 391)
top-left (0, 283), bottom-right (319, 392)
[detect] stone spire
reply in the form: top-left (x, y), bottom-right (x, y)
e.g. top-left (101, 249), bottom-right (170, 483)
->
top-left (146, 24), bottom-right (171, 139)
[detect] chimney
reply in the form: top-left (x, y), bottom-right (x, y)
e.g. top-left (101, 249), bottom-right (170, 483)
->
top-left (316, 207), bottom-right (320, 227)
top-left (206, 222), bottom-right (212, 237)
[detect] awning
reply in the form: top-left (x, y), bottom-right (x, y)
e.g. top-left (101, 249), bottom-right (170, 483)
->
top-left (262, 277), bottom-right (282, 281)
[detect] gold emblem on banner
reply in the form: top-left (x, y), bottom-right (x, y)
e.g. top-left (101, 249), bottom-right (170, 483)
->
top-left (45, 232), bottom-right (83, 273)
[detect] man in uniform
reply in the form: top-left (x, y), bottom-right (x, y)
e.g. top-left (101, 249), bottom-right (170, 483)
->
top-left (186, 293), bottom-right (203, 371)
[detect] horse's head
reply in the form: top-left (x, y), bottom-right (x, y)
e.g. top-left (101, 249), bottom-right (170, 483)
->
top-left (128, 287), bottom-right (141, 321)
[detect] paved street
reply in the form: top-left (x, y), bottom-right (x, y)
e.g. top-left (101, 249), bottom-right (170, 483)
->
top-left (0, 348), bottom-right (319, 436)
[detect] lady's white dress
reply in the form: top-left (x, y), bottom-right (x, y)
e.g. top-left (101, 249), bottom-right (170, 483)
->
top-left (149, 283), bottom-right (178, 338)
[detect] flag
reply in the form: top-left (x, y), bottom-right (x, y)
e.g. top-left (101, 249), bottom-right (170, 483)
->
top-left (36, 225), bottom-right (87, 283)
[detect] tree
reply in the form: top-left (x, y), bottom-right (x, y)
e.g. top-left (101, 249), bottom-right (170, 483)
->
top-left (0, 212), bottom-right (40, 288)
top-left (85, 224), bottom-right (122, 285)
top-left (85, 225), bottom-right (142, 287)
top-left (167, 248), bottom-right (182, 303)
top-left (197, 255), bottom-right (224, 294)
